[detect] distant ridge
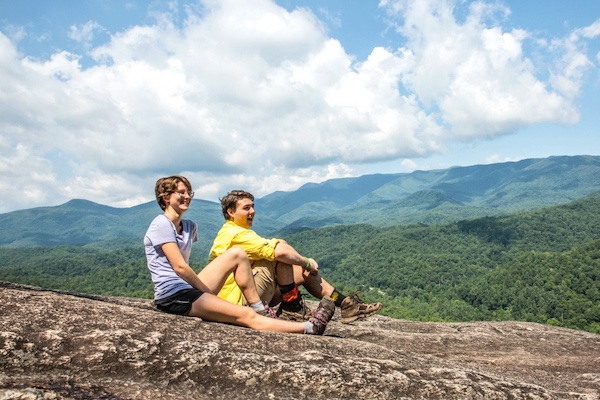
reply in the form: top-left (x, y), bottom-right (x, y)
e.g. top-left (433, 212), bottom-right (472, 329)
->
top-left (261, 155), bottom-right (600, 227)
top-left (1, 155), bottom-right (599, 247)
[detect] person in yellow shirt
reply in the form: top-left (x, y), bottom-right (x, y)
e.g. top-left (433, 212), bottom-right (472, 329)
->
top-left (208, 190), bottom-right (383, 323)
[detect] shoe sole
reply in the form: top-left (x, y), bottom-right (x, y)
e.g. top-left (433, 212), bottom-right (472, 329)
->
top-left (279, 315), bottom-right (311, 322)
top-left (340, 305), bottom-right (383, 324)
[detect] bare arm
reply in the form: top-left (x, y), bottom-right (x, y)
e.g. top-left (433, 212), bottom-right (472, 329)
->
top-left (161, 242), bottom-right (211, 292)
top-left (273, 240), bottom-right (319, 275)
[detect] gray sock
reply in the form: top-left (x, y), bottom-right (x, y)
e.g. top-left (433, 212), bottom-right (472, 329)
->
top-left (250, 301), bottom-right (265, 313)
top-left (303, 321), bottom-right (313, 334)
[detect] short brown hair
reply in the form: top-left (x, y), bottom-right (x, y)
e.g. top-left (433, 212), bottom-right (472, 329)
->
top-left (154, 175), bottom-right (192, 211)
top-left (220, 190), bottom-right (254, 220)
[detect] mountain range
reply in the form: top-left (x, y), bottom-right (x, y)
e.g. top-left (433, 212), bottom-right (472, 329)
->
top-left (1, 154), bottom-right (599, 248)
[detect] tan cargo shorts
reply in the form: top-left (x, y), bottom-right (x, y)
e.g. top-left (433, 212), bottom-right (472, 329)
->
top-left (246, 259), bottom-right (278, 306)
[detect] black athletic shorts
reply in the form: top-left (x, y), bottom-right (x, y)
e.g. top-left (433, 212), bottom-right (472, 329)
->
top-left (155, 288), bottom-right (204, 316)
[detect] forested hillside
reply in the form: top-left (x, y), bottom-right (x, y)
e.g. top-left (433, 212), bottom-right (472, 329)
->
top-left (283, 192), bottom-right (600, 333)
top-left (1, 191), bottom-right (599, 333)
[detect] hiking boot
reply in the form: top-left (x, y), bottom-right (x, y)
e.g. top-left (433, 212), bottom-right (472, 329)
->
top-left (308, 296), bottom-right (336, 335)
top-left (340, 293), bottom-right (383, 324)
top-left (276, 299), bottom-right (313, 321)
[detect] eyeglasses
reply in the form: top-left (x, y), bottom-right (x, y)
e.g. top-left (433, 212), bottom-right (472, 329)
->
top-left (175, 190), bottom-right (195, 198)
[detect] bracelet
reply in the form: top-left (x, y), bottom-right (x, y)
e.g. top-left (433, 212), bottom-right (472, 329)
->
top-left (304, 257), bottom-right (311, 270)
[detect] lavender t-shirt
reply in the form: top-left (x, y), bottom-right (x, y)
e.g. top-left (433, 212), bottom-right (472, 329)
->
top-left (144, 214), bottom-right (198, 300)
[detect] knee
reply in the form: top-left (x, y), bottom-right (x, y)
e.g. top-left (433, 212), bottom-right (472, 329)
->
top-left (227, 247), bottom-right (248, 262)
top-left (276, 262), bottom-right (293, 273)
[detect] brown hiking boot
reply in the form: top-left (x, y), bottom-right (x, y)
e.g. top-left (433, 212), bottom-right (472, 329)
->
top-left (276, 298), bottom-right (313, 321)
top-left (340, 293), bottom-right (383, 324)
top-left (308, 296), bottom-right (335, 335)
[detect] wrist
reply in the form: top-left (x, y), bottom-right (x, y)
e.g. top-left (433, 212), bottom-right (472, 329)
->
top-left (303, 257), bottom-right (311, 270)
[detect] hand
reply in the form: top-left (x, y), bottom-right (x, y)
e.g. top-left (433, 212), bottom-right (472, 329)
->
top-left (306, 258), bottom-right (319, 276)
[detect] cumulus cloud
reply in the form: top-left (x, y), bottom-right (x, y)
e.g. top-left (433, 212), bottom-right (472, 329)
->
top-left (0, 0), bottom-right (597, 213)
top-left (381, 0), bottom-right (584, 138)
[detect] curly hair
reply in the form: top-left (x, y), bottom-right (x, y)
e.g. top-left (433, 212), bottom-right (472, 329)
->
top-left (219, 190), bottom-right (254, 220)
top-left (154, 175), bottom-right (192, 211)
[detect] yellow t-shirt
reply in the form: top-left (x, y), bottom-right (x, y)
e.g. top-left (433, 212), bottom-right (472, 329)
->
top-left (209, 220), bottom-right (280, 305)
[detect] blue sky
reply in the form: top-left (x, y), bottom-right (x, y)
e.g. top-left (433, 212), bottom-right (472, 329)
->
top-left (0, 0), bottom-right (599, 213)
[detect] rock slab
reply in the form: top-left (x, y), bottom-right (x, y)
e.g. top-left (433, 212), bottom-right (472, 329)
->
top-left (0, 282), bottom-right (599, 399)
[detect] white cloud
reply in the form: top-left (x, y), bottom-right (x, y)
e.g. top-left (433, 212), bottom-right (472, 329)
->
top-left (576, 19), bottom-right (600, 39)
top-left (0, 143), bottom-right (58, 206)
top-left (69, 21), bottom-right (105, 48)
top-left (382, 0), bottom-right (583, 138)
top-left (483, 153), bottom-right (522, 165)
top-left (0, 0), bottom-right (597, 213)
top-left (3, 24), bottom-right (26, 43)
top-left (551, 19), bottom-right (600, 98)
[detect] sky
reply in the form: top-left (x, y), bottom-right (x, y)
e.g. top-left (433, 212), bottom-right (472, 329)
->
top-left (0, 0), bottom-right (599, 214)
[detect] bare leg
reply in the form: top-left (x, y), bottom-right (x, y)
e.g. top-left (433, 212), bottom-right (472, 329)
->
top-left (292, 264), bottom-right (335, 299)
top-left (188, 293), bottom-right (305, 333)
top-left (197, 247), bottom-right (261, 305)
top-left (275, 262), bottom-right (295, 286)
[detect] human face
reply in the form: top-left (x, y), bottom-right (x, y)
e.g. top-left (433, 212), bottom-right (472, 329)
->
top-left (165, 182), bottom-right (193, 214)
top-left (228, 197), bottom-right (255, 228)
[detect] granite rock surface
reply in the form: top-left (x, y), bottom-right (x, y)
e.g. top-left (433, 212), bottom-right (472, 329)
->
top-left (1, 282), bottom-right (599, 400)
